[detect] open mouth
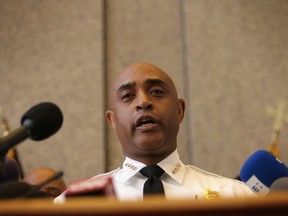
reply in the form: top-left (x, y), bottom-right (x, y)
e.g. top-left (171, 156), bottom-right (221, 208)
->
top-left (136, 115), bottom-right (158, 128)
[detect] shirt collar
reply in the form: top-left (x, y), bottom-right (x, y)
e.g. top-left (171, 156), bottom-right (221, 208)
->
top-left (119, 150), bottom-right (185, 184)
top-left (158, 150), bottom-right (185, 184)
top-left (120, 157), bottom-right (146, 183)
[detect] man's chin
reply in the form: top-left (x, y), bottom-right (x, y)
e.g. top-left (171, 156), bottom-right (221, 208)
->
top-left (136, 137), bottom-right (164, 150)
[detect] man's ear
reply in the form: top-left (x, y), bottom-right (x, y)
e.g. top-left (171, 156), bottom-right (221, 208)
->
top-left (177, 98), bottom-right (185, 123)
top-left (106, 110), bottom-right (116, 129)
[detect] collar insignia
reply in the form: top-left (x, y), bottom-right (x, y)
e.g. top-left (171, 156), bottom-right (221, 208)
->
top-left (172, 163), bottom-right (181, 174)
top-left (124, 163), bottom-right (137, 170)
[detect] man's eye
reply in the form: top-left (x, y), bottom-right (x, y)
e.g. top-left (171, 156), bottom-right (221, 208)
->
top-left (150, 89), bottom-right (164, 96)
top-left (121, 93), bottom-right (134, 101)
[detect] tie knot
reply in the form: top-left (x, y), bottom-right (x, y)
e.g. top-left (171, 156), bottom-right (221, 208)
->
top-left (140, 165), bottom-right (164, 178)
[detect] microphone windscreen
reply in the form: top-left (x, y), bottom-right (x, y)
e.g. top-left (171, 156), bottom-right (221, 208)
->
top-left (0, 156), bottom-right (20, 183)
top-left (240, 149), bottom-right (288, 195)
top-left (20, 102), bottom-right (63, 141)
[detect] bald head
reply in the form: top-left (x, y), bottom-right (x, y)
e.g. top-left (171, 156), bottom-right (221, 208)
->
top-left (109, 63), bottom-right (179, 109)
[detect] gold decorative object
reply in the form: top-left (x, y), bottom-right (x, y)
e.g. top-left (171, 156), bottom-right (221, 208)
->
top-left (266, 100), bottom-right (288, 158)
top-left (0, 106), bottom-right (10, 137)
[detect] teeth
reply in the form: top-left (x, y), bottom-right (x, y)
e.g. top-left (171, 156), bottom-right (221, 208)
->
top-left (138, 119), bottom-right (154, 127)
top-left (136, 116), bottom-right (157, 127)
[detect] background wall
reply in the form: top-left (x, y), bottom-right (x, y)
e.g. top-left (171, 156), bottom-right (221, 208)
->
top-left (0, 0), bottom-right (287, 184)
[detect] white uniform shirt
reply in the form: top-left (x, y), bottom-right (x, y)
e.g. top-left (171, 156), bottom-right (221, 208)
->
top-left (55, 150), bottom-right (255, 203)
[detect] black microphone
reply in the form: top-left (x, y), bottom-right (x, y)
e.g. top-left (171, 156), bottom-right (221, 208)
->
top-left (0, 156), bottom-right (20, 183)
top-left (0, 170), bottom-right (64, 199)
top-left (0, 102), bottom-right (63, 156)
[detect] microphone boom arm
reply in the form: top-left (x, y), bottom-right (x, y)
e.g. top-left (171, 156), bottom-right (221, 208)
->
top-left (0, 127), bottom-right (29, 156)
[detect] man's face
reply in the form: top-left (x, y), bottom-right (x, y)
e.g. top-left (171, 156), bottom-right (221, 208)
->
top-left (106, 63), bottom-right (185, 162)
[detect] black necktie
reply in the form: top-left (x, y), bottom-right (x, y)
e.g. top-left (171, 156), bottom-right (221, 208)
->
top-left (140, 165), bottom-right (165, 197)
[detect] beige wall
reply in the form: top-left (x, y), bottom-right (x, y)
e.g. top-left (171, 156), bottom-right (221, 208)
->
top-left (0, 0), bottom-right (105, 183)
top-left (0, 0), bottom-right (287, 184)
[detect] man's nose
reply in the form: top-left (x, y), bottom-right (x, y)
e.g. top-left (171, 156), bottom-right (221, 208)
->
top-left (136, 92), bottom-right (152, 110)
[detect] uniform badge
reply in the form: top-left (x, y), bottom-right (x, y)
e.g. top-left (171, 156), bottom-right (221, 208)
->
top-left (203, 189), bottom-right (221, 200)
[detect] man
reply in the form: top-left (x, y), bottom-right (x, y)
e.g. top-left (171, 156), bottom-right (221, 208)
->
top-left (55, 62), bottom-right (254, 202)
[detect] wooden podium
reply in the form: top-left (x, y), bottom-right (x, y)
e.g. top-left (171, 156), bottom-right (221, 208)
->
top-left (0, 193), bottom-right (287, 216)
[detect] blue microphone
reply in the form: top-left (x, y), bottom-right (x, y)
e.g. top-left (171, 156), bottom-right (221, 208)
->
top-left (240, 149), bottom-right (288, 195)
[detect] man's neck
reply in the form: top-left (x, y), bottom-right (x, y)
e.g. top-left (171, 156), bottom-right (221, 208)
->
top-left (126, 149), bottom-right (176, 165)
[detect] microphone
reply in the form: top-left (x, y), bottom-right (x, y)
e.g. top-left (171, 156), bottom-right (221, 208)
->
top-left (240, 149), bottom-right (288, 195)
top-left (269, 177), bottom-right (288, 192)
top-left (0, 102), bottom-right (63, 156)
top-left (1, 106), bottom-right (25, 179)
top-left (0, 170), bottom-right (64, 199)
top-left (0, 156), bottom-right (20, 183)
